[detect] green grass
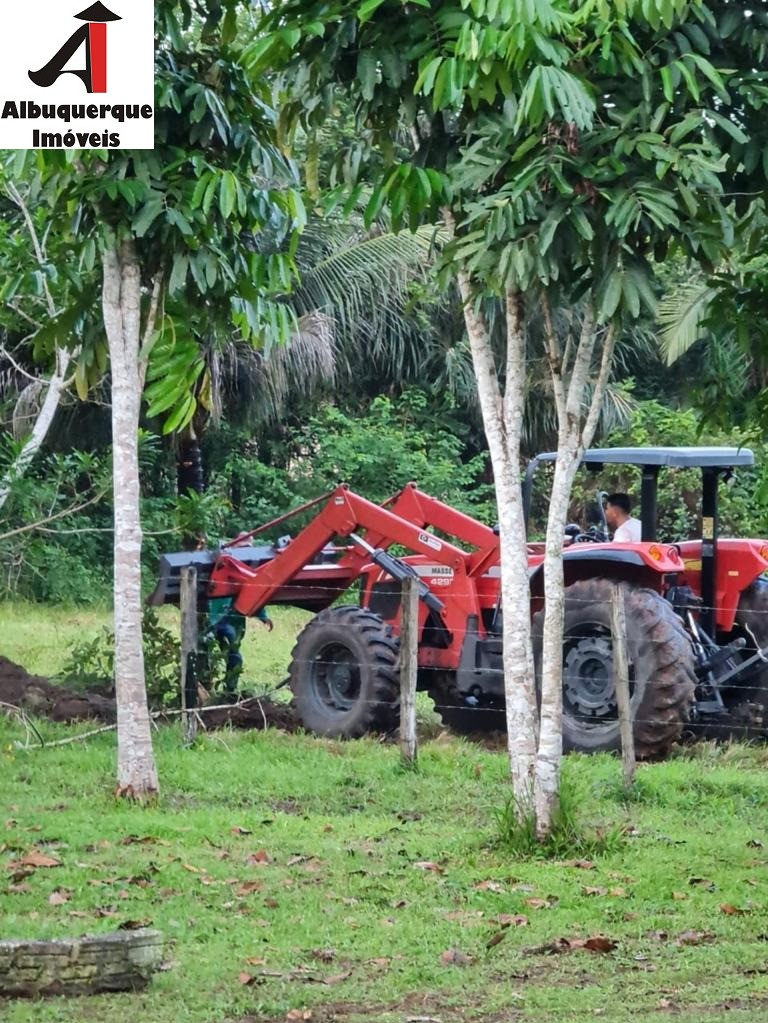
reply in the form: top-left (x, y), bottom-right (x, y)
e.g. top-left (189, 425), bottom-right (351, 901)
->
top-left (0, 601), bottom-right (311, 686)
top-left (2, 718), bottom-right (768, 1023)
top-left (2, 603), bottom-right (768, 1021)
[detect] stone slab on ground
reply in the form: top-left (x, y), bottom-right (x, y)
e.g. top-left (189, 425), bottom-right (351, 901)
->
top-left (0, 928), bottom-right (164, 997)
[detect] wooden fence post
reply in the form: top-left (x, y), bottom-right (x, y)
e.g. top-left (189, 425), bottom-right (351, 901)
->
top-left (180, 566), bottom-right (199, 745)
top-left (399, 576), bottom-right (419, 766)
top-left (611, 582), bottom-right (636, 788)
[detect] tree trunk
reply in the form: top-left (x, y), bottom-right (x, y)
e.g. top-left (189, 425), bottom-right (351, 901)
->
top-left (535, 437), bottom-right (581, 836)
top-left (0, 181), bottom-right (73, 516)
top-left (534, 309), bottom-right (617, 838)
top-left (102, 239), bottom-right (158, 800)
top-left (457, 270), bottom-right (537, 815)
top-left (0, 348), bottom-right (71, 514)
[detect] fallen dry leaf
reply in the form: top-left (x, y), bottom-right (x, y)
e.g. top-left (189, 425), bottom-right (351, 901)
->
top-left (263, 898), bottom-right (279, 909)
top-left (247, 850), bottom-right (271, 866)
top-left (287, 855), bottom-right (309, 867)
top-left (526, 935), bottom-right (617, 955)
top-left (182, 863), bottom-right (201, 874)
top-left (413, 861), bottom-right (443, 873)
top-left (560, 859), bottom-right (595, 870)
top-left (720, 903), bottom-right (746, 916)
top-left (8, 882), bottom-right (32, 894)
top-left (239, 972), bottom-right (256, 986)
top-left (675, 930), bottom-right (715, 947)
top-left (118, 835), bottom-right (169, 847)
top-left (48, 888), bottom-right (70, 906)
top-left (117, 918), bottom-right (152, 931)
top-left (688, 877), bottom-right (716, 890)
top-left (486, 930), bottom-right (507, 949)
top-left (609, 887), bottom-right (628, 898)
top-left (473, 879), bottom-right (504, 893)
top-left (524, 897), bottom-right (555, 910)
top-left (231, 826), bottom-right (253, 836)
top-left (583, 937), bottom-right (617, 953)
top-left (245, 957), bottom-right (266, 966)
top-left (367, 957), bottom-right (392, 971)
top-left (582, 886), bottom-right (608, 897)
top-left (285, 1010), bottom-right (312, 1021)
top-left (746, 839), bottom-right (764, 849)
top-left (234, 881), bottom-right (263, 896)
top-left (440, 948), bottom-right (474, 966)
top-left (310, 948), bottom-right (336, 962)
top-left (323, 971), bottom-right (351, 985)
top-left (9, 852), bottom-right (61, 870)
top-left (672, 891), bottom-right (687, 901)
top-left (497, 913), bottom-right (529, 928)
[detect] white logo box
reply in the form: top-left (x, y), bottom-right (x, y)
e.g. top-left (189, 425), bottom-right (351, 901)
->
top-left (0, 0), bottom-right (154, 150)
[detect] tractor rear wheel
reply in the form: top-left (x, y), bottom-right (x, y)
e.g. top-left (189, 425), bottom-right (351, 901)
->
top-left (288, 605), bottom-right (400, 739)
top-left (533, 579), bottom-right (696, 757)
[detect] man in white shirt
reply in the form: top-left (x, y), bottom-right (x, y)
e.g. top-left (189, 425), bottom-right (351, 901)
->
top-left (604, 493), bottom-right (642, 543)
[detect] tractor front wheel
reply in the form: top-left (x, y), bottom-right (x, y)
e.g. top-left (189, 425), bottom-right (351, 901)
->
top-left (288, 606), bottom-right (400, 738)
top-left (533, 579), bottom-right (696, 757)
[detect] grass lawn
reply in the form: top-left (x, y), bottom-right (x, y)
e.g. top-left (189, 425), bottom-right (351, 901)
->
top-left (2, 714), bottom-right (768, 1023)
top-left (0, 601), bottom-right (312, 687)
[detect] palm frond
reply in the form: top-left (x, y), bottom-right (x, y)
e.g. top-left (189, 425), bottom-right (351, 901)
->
top-left (211, 312), bottom-right (337, 427)
top-left (292, 226), bottom-right (448, 358)
top-left (657, 279), bottom-right (717, 365)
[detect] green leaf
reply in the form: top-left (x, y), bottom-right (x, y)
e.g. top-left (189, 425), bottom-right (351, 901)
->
top-left (708, 110), bottom-right (748, 145)
top-left (219, 172), bottom-right (237, 220)
top-left (358, 0), bottom-right (388, 21)
top-left (132, 199), bottom-right (164, 238)
top-left (414, 56), bottom-right (443, 96)
top-left (166, 207), bottom-right (193, 236)
top-left (598, 271), bottom-right (622, 321)
top-left (191, 172), bottom-right (211, 210)
top-left (162, 394), bottom-right (196, 435)
top-left (357, 50), bottom-right (378, 102)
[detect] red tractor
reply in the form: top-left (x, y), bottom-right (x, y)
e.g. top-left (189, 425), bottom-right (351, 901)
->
top-left (524, 446), bottom-right (768, 743)
top-left (149, 447), bottom-right (768, 756)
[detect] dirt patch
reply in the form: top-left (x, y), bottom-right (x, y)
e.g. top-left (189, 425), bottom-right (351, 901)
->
top-left (194, 696), bottom-right (297, 733)
top-left (0, 656), bottom-right (115, 723)
top-left (0, 654), bottom-right (296, 732)
top-left (236, 993), bottom-right (523, 1023)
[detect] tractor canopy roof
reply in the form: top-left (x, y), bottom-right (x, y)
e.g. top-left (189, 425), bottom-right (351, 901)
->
top-left (533, 446), bottom-right (755, 469)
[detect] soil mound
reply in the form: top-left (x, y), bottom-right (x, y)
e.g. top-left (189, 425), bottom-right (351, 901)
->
top-left (0, 657), bottom-right (116, 723)
top-left (0, 655), bottom-right (296, 732)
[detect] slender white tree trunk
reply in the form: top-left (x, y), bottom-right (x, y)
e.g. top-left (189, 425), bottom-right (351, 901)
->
top-left (0, 348), bottom-right (71, 514)
top-left (457, 267), bottom-right (537, 813)
top-left (0, 180), bottom-right (73, 514)
top-left (534, 306), bottom-right (617, 837)
top-left (102, 238), bottom-right (158, 799)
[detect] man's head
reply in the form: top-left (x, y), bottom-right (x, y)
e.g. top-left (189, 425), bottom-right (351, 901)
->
top-left (604, 493), bottom-right (632, 530)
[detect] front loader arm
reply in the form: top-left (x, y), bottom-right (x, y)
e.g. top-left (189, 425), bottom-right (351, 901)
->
top-left (334, 483), bottom-right (499, 578)
top-left (208, 485), bottom-right (470, 618)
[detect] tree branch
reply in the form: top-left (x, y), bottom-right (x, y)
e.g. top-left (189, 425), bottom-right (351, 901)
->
top-left (6, 181), bottom-right (57, 320)
top-left (541, 292), bottom-right (566, 423)
top-left (0, 491), bottom-right (105, 543)
top-left (581, 324), bottom-right (618, 449)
